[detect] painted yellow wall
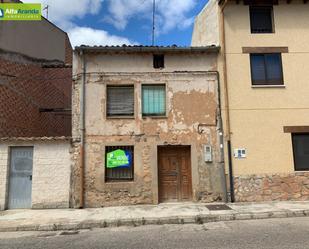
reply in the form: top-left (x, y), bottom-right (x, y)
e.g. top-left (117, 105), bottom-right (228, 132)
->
top-left (224, 1), bottom-right (309, 175)
top-left (224, 3), bottom-right (309, 54)
top-left (192, 0), bottom-right (309, 176)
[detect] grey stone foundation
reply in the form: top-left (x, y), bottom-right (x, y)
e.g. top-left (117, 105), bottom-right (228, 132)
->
top-left (234, 172), bottom-right (309, 202)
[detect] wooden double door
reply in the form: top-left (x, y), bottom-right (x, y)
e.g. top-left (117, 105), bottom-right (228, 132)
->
top-left (158, 146), bottom-right (192, 202)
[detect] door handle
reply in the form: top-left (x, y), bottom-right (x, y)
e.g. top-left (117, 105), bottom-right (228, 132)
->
top-left (29, 175), bottom-right (32, 181)
top-left (167, 172), bottom-right (177, 176)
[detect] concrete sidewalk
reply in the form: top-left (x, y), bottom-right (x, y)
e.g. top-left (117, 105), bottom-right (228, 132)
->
top-left (0, 201), bottom-right (309, 232)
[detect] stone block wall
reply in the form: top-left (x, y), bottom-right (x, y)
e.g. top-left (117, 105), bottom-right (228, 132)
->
top-left (234, 172), bottom-right (309, 202)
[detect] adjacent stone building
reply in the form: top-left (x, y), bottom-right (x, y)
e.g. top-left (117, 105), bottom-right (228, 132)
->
top-left (192, 0), bottom-right (309, 201)
top-left (71, 45), bottom-right (227, 208)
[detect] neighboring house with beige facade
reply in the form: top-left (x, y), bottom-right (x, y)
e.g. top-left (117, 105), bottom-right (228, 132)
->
top-left (71, 45), bottom-right (227, 208)
top-left (193, 0), bottom-right (309, 202)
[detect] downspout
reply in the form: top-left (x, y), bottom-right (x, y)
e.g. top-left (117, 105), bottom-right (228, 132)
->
top-left (209, 70), bottom-right (228, 203)
top-left (219, 0), bottom-right (235, 202)
top-left (79, 50), bottom-right (86, 208)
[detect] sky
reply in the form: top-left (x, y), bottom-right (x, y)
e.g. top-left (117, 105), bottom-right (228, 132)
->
top-left (22, 0), bottom-right (209, 47)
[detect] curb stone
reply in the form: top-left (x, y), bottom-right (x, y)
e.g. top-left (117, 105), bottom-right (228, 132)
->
top-left (0, 209), bottom-right (309, 232)
top-left (234, 213), bottom-right (252, 220)
top-left (271, 211), bottom-right (288, 218)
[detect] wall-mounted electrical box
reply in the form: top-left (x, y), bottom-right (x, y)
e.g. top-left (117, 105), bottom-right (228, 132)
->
top-left (234, 148), bottom-right (246, 159)
top-left (204, 145), bottom-right (212, 163)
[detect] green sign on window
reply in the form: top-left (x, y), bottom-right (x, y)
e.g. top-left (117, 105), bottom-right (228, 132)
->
top-left (106, 149), bottom-right (131, 168)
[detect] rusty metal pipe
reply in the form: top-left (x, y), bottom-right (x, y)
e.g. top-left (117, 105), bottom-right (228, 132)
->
top-left (219, 0), bottom-right (235, 202)
top-left (207, 70), bottom-right (228, 202)
top-left (79, 51), bottom-right (86, 208)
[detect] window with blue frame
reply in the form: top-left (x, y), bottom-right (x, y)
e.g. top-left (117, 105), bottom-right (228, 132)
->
top-left (142, 84), bottom-right (166, 116)
top-left (250, 53), bottom-right (283, 85)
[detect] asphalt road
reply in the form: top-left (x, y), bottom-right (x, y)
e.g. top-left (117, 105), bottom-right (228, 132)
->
top-left (0, 217), bottom-right (309, 249)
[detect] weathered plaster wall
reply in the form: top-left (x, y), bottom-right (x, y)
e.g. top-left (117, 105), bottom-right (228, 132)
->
top-left (191, 0), bottom-right (230, 190)
top-left (72, 52), bottom-right (226, 207)
top-left (191, 0), bottom-right (219, 47)
top-left (0, 141), bottom-right (71, 210)
top-left (80, 53), bottom-right (218, 74)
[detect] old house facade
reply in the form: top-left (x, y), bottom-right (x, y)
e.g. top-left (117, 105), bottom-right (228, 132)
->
top-left (193, 0), bottom-right (309, 202)
top-left (71, 46), bottom-right (227, 208)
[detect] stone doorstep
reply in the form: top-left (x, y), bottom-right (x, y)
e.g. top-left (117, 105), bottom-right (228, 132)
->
top-left (0, 210), bottom-right (309, 232)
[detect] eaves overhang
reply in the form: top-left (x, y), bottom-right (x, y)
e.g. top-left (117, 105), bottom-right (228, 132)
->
top-left (75, 45), bottom-right (220, 54)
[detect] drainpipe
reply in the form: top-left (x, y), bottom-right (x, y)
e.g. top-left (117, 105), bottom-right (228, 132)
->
top-left (219, 0), bottom-right (235, 202)
top-left (79, 50), bottom-right (86, 208)
top-left (209, 70), bottom-right (228, 203)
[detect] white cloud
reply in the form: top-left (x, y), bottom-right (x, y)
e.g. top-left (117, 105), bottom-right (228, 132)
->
top-left (22, 0), bottom-right (104, 29)
top-left (104, 0), bottom-right (196, 34)
top-left (68, 27), bottom-right (135, 47)
top-left (22, 0), bottom-right (136, 46)
top-left (104, 0), bottom-right (150, 30)
top-left (22, 0), bottom-right (196, 46)
top-left (157, 0), bottom-right (196, 33)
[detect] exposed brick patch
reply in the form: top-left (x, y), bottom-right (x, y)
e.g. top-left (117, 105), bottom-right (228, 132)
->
top-left (234, 172), bottom-right (309, 202)
top-left (0, 56), bottom-right (72, 137)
